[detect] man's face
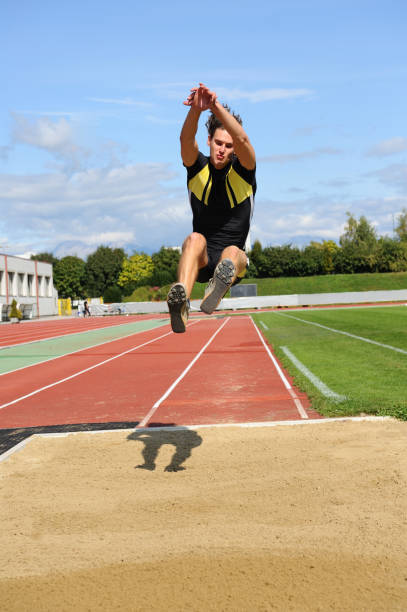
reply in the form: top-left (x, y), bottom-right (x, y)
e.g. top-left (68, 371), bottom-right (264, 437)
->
top-left (208, 128), bottom-right (234, 169)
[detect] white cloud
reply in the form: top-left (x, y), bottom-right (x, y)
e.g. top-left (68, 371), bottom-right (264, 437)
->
top-left (87, 231), bottom-right (135, 245)
top-left (3, 161), bottom-right (407, 257)
top-left (131, 82), bottom-right (312, 105)
top-left (366, 137), bottom-right (407, 157)
top-left (0, 162), bottom-right (190, 257)
top-left (15, 110), bottom-right (81, 119)
top-left (259, 148), bottom-right (342, 164)
top-left (14, 250), bottom-right (36, 259)
top-left (13, 114), bottom-right (74, 150)
top-left (10, 113), bottom-right (132, 172)
top-left (320, 178), bottom-right (351, 188)
top-left (292, 125), bottom-right (321, 137)
top-left (12, 113), bottom-right (89, 171)
top-left (367, 164), bottom-right (407, 193)
top-left (215, 87), bottom-right (314, 103)
top-left (145, 115), bottom-right (180, 125)
top-left (250, 193), bottom-right (407, 247)
top-left (88, 97), bottom-right (152, 108)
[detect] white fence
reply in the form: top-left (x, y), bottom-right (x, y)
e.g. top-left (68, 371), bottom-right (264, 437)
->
top-left (91, 289), bottom-right (407, 316)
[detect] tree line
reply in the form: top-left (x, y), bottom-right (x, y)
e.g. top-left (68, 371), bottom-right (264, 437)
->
top-left (249, 210), bottom-right (407, 279)
top-left (33, 210), bottom-right (407, 301)
top-left (31, 245), bottom-right (181, 301)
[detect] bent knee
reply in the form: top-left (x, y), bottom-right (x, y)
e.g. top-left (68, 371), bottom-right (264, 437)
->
top-left (182, 232), bottom-right (207, 251)
top-left (222, 245), bottom-right (246, 261)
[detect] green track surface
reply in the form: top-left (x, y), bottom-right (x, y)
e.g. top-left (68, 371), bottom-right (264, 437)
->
top-left (0, 319), bottom-right (169, 375)
top-left (252, 306), bottom-right (407, 420)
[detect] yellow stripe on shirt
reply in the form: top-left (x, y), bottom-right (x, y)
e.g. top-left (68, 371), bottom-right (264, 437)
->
top-left (188, 164), bottom-right (211, 202)
top-left (226, 167), bottom-right (253, 205)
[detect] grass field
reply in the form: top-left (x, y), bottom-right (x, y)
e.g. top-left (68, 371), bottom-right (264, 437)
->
top-left (191, 271), bottom-right (407, 299)
top-left (239, 271), bottom-right (407, 297)
top-left (252, 305), bottom-right (407, 421)
top-left (124, 271), bottom-right (407, 302)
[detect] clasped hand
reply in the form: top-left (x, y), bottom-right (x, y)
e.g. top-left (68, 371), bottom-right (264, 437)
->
top-left (183, 82), bottom-right (217, 110)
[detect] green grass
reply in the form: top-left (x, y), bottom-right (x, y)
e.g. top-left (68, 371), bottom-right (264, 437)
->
top-left (239, 271), bottom-right (407, 297)
top-left (124, 271), bottom-right (407, 302)
top-left (252, 305), bottom-right (407, 421)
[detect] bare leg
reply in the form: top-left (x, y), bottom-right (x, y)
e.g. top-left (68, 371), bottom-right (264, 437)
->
top-left (200, 245), bottom-right (248, 315)
top-left (177, 232), bottom-right (208, 297)
top-left (167, 232), bottom-right (208, 333)
top-left (218, 245), bottom-right (248, 282)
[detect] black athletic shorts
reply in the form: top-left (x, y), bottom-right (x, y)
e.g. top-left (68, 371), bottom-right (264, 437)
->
top-left (196, 248), bottom-right (248, 285)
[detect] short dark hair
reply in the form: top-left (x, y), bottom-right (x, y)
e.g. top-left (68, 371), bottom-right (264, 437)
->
top-left (205, 104), bottom-right (242, 139)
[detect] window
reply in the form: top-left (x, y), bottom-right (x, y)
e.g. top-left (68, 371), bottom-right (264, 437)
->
top-left (38, 275), bottom-right (44, 297)
top-left (0, 270), bottom-right (4, 295)
top-left (45, 276), bottom-right (52, 297)
top-left (18, 273), bottom-right (26, 296)
top-left (8, 271), bottom-right (15, 295)
top-left (28, 274), bottom-right (35, 296)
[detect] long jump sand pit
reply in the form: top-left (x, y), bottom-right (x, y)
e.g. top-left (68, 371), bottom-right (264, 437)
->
top-left (1, 418), bottom-right (407, 611)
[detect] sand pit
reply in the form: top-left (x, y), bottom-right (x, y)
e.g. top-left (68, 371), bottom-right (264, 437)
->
top-left (1, 419), bottom-right (407, 610)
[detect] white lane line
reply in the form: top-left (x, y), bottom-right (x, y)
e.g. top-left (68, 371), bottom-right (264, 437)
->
top-left (281, 346), bottom-right (346, 402)
top-left (0, 322), bottom-right (199, 412)
top-left (276, 312), bottom-right (407, 355)
top-left (260, 320), bottom-right (269, 330)
top-left (138, 317), bottom-right (231, 428)
top-left (0, 320), bottom-right (169, 378)
top-left (250, 318), bottom-right (308, 419)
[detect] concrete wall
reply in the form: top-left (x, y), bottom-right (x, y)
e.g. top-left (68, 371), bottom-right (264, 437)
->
top-left (0, 254), bottom-right (58, 318)
top-left (220, 289), bottom-right (407, 310)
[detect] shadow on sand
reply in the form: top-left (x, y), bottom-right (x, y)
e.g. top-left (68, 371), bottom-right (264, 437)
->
top-left (127, 424), bottom-right (203, 472)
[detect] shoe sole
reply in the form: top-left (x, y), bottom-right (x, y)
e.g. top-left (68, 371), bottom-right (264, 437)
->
top-left (167, 283), bottom-right (188, 333)
top-left (200, 259), bottom-right (235, 314)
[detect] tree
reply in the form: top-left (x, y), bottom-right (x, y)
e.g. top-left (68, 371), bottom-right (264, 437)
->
top-left (53, 256), bottom-right (86, 299)
top-left (85, 246), bottom-right (125, 297)
top-left (249, 239), bottom-right (263, 262)
top-left (9, 299), bottom-right (22, 321)
top-left (31, 252), bottom-right (59, 266)
top-left (151, 247), bottom-right (180, 285)
top-left (103, 285), bottom-right (122, 303)
top-left (338, 213), bottom-right (378, 273)
top-left (300, 245), bottom-right (325, 276)
top-left (309, 240), bottom-right (339, 274)
top-left (247, 240), bottom-right (263, 277)
top-left (395, 208), bottom-right (407, 242)
top-left (375, 237), bottom-right (407, 272)
top-left (259, 245), bottom-right (304, 277)
top-left (117, 253), bottom-right (154, 294)
top-left (340, 212), bottom-right (377, 249)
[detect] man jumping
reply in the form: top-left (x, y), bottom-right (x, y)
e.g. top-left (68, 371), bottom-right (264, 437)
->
top-left (167, 83), bottom-right (256, 333)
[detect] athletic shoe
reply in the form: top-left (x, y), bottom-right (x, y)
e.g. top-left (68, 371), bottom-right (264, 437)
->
top-left (200, 258), bottom-right (235, 314)
top-left (167, 282), bottom-right (190, 333)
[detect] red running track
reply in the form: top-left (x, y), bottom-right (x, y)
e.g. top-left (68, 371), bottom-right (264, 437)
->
top-left (0, 316), bottom-right (321, 430)
top-left (0, 314), bottom-right (168, 348)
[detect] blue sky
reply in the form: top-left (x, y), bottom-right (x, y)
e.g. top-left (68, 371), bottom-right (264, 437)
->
top-left (1, 0), bottom-right (406, 258)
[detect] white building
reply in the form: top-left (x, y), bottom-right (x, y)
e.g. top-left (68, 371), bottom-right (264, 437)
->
top-left (0, 254), bottom-right (58, 319)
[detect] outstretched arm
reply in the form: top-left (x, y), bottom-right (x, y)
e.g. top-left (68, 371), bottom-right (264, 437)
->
top-left (180, 107), bottom-right (201, 167)
top-left (180, 84), bottom-right (217, 167)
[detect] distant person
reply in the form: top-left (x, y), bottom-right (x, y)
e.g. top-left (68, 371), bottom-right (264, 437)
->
top-left (83, 300), bottom-right (91, 317)
top-left (167, 83), bottom-right (256, 333)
